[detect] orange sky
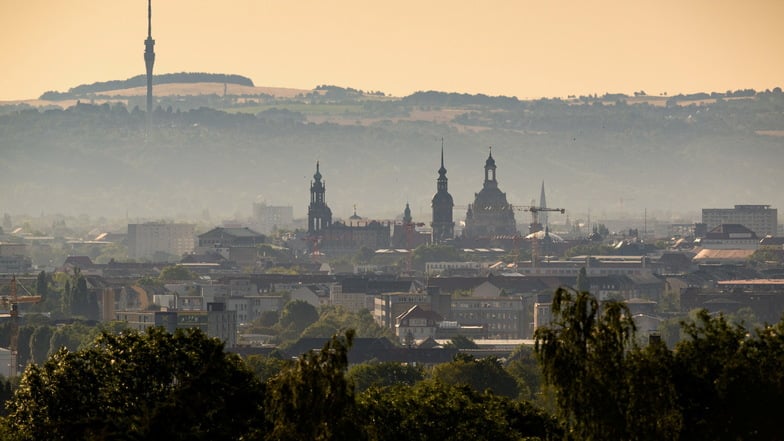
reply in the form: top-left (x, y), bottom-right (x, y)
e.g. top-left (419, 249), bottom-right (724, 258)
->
top-left (1, 0), bottom-right (782, 101)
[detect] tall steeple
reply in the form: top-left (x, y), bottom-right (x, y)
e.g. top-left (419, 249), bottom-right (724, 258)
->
top-left (431, 138), bottom-right (454, 243)
top-left (144, 0), bottom-right (156, 119)
top-left (403, 202), bottom-right (412, 225)
top-left (308, 161), bottom-right (332, 234)
top-left (539, 181), bottom-right (549, 227)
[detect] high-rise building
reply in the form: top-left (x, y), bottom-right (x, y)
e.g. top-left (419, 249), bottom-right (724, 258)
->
top-left (701, 205), bottom-right (778, 237)
top-left (431, 144), bottom-right (454, 243)
top-left (252, 203), bottom-right (294, 234)
top-left (127, 222), bottom-right (195, 261)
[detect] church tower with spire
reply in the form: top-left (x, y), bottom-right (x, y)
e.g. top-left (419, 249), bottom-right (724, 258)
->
top-left (308, 161), bottom-right (332, 234)
top-left (431, 141), bottom-right (454, 243)
top-left (144, 0), bottom-right (155, 118)
top-left (463, 148), bottom-right (517, 240)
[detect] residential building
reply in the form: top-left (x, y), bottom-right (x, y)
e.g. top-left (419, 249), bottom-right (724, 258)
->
top-left (127, 222), bottom-right (195, 261)
top-left (252, 202), bottom-right (294, 234)
top-left (702, 205), bottom-right (778, 237)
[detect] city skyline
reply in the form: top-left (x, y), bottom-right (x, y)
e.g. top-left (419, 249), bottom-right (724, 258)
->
top-left (1, 0), bottom-right (782, 102)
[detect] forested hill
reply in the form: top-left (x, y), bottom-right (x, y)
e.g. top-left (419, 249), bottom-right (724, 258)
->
top-left (1, 89), bottom-right (783, 221)
top-left (39, 73), bottom-right (255, 100)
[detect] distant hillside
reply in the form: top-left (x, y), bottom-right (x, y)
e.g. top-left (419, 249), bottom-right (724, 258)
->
top-left (39, 73), bottom-right (255, 100)
top-left (1, 89), bottom-right (783, 223)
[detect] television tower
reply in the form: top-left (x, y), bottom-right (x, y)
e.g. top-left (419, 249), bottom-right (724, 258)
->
top-left (144, 0), bottom-right (155, 120)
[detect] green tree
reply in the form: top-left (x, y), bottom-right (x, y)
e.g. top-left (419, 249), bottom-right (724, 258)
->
top-left (358, 380), bottom-right (559, 441)
top-left (347, 361), bottom-right (423, 393)
top-left (505, 344), bottom-right (543, 401)
top-left (431, 353), bottom-right (519, 399)
top-left (244, 353), bottom-right (293, 382)
top-left (28, 325), bottom-right (53, 365)
top-left (157, 264), bottom-right (197, 281)
top-left (264, 330), bottom-right (363, 441)
top-left (277, 300), bottom-right (319, 338)
top-left (301, 306), bottom-right (394, 340)
top-left (412, 244), bottom-right (463, 270)
top-left (535, 287), bottom-right (636, 440)
top-left (34, 271), bottom-right (47, 302)
top-left (4, 327), bottom-right (265, 441)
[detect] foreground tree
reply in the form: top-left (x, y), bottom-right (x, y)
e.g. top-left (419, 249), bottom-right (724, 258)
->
top-left (264, 330), bottom-right (363, 441)
top-left (358, 380), bottom-right (560, 441)
top-left (3, 327), bottom-right (264, 441)
top-left (535, 287), bottom-right (638, 440)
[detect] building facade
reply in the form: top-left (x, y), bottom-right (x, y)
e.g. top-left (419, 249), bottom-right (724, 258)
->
top-left (252, 203), bottom-right (294, 234)
top-left (127, 222), bottom-right (195, 261)
top-left (702, 205), bottom-right (778, 237)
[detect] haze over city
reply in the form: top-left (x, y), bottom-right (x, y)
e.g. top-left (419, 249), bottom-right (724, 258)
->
top-left (1, 0), bottom-right (782, 226)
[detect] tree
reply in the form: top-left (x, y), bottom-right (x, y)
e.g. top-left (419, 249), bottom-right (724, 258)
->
top-left (157, 264), bottom-right (197, 281)
top-left (357, 380), bottom-right (559, 441)
top-left (277, 300), bottom-right (319, 338)
top-left (535, 287), bottom-right (636, 440)
top-left (576, 266), bottom-right (590, 292)
top-left (28, 325), bottom-right (53, 365)
top-left (431, 353), bottom-right (519, 399)
top-left (347, 361), bottom-right (423, 393)
top-left (505, 344), bottom-right (543, 401)
top-left (35, 271), bottom-right (47, 302)
top-left (4, 327), bottom-right (265, 440)
top-left (244, 353), bottom-right (293, 382)
top-left (264, 330), bottom-right (363, 441)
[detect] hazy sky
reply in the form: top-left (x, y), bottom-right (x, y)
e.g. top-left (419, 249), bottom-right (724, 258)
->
top-left (1, 0), bottom-right (782, 101)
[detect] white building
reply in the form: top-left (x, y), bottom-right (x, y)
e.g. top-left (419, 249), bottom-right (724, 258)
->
top-left (252, 203), bottom-right (294, 234)
top-left (702, 205), bottom-right (778, 237)
top-left (127, 223), bottom-right (196, 261)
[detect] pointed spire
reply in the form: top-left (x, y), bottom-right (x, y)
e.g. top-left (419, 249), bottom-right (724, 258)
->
top-left (540, 181), bottom-right (549, 227)
top-left (314, 161), bottom-right (322, 181)
top-left (438, 138), bottom-right (447, 176)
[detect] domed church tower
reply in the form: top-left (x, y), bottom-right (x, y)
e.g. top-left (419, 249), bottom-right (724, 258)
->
top-left (431, 142), bottom-right (454, 243)
top-left (463, 148), bottom-right (517, 239)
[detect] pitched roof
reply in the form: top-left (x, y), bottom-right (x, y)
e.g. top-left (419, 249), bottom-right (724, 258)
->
top-left (396, 305), bottom-right (443, 322)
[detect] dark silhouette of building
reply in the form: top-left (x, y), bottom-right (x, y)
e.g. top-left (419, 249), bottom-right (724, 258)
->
top-left (144, 0), bottom-right (155, 120)
top-left (307, 161), bottom-right (332, 234)
top-left (431, 143), bottom-right (455, 243)
top-left (463, 149), bottom-right (517, 239)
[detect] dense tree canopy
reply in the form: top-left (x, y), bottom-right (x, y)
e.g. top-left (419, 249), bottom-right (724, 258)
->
top-left (3, 327), bottom-right (264, 441)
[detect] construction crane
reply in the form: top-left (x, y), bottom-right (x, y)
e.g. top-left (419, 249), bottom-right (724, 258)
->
top-left (1, 276), bottom-right (42, 376)
top-left (524, 206), bottom-right (566, 267)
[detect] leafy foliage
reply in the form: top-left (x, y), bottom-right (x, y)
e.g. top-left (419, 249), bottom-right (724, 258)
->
top-left (431, 353), bottom-right (520, 399)
top-left (3, 327), bottom-right (264, 441)
top-left (264, 330), bottom-right (363, 441)
top-left (347, 361), bottom-right (423, 393)
top-left (357, 380), bottom-right (559, 441)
